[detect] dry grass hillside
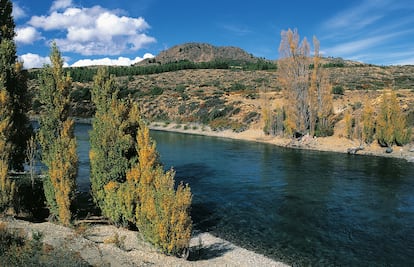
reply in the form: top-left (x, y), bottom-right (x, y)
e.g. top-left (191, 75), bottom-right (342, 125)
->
top-left (28, 43), bottom-right (414, 149)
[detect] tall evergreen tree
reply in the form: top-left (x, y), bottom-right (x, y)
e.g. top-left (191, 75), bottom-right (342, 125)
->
top-left (0, 0), bottom-right (32, 171)
top-left (38, 43), bottom-right (78, 225)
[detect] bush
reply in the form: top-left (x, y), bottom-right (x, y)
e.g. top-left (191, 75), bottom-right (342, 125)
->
top-left (149, 86), bottom-right (164, 96)
top-left (332, 85), bottom-right (344, 95)
top-left (0, 223), bottom-right (89, 266)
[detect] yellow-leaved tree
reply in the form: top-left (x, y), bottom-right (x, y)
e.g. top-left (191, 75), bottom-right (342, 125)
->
top-left (376, 90), bottom-right (411, 147)
top-left (38, 43), bottom-right (78, 226)
top-left (129, 123), bottom-right (192, 257)
top-left (277, 28), bottom-right (334, 137)
top-left (0, 85), bottom-right (15, 212)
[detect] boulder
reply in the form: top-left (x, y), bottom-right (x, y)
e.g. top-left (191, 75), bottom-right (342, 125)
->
top-left (385, 147), bottom-right (393, 154)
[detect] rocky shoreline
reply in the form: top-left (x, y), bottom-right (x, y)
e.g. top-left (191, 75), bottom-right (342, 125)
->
top-left (1, 217), bottom-right (287, 266)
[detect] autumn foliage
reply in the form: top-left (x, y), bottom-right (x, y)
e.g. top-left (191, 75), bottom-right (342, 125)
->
top-left (277, 29), bottom-right (333, 137)
top-left (90, 67), bottom-right (192, 256)
top-left (0, 87), bottom-right (15, 212)
top-left (376, 90), bottom-right (411, 147)
top-left (38, 43), bottom-right (78, 226)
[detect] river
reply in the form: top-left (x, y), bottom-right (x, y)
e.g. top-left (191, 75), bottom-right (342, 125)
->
top-left (75, 123), bottom-right (414, 266)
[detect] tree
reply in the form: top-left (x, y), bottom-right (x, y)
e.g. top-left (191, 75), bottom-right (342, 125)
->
top-left (362, 102), bottom-right (375, 144)
top-left (277, 29), bottom-right (334, 137)
top-left (376, 90), bottom-right (411, 147)
top-left (0, 84), bottom-right (15, 212)
top-left (129, 123), bottom-right (192, 257)
top-left (89, 67), bottom-right (139, 223)
top-left (309, 37), bottom-right (334, 137)
top-left (38, 43), bottom-right (78, 225)
top-left (0, 0), bottom-right (32, 171)
top-left (278, 28), bottom-right (311, 136)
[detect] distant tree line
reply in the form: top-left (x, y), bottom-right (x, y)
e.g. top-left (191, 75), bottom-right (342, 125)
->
top-left (28, 59), bottom-right (278, 83)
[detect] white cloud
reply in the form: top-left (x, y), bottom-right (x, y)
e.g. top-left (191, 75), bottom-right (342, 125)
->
top-left (28, 4), bottom-right (156, 56)
top-left (50, 0), bottom-right (73, 12)
top-left (12, 2), bottom-right (26, 20)
top-left (15, 27), bottom-right (42, 44)
top-left (19, 53), bottom-right (50, 69)
top-left (71, 53), bottom-right (154, 67)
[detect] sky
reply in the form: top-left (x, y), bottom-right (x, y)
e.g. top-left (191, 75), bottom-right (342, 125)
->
top-left (10, 0), bottom-right (414, 68)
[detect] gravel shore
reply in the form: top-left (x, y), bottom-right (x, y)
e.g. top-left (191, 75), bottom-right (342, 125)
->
top-left (1, 217), bottom-right (288, 266)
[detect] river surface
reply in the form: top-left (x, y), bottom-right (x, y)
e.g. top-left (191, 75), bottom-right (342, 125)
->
top-left (75, 123), bottom-right (414, 266)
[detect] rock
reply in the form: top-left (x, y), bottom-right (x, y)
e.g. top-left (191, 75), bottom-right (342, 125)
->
top-left (407, 157), bottom-right (414, 163)
top-left (347, 146), bottom-right (364, 154)
top-left (385, 147), bottom-right (393, 154)
top-left (409, 147), bottom-right (414, 153)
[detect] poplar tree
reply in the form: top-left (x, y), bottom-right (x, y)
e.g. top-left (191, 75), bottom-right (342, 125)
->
top-left (277, 29), bottom-right (333, 137)
top-left (89, 67), bottom-right (139, 223)
top-left (128, 123), bottom-right (192, 257)
top-left (362, 102), bottom-right (375, 144)
top-left (38, 43), bottom-right (78, 225)
top-left (0, 84), bottom-right (15, 212)
top-left (376, 90), bottom-right (411, 147)
top-left (0, 0), bottom-right (32, 171)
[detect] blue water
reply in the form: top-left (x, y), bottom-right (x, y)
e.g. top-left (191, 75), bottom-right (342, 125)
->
top-left (74, 124), bottom-right (414, 266)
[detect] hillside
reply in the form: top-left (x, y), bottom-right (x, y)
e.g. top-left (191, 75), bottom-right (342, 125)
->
top-left (137, 43), bottom-right (259, 65)
top-left (28, 43), bottom-right (414, 149)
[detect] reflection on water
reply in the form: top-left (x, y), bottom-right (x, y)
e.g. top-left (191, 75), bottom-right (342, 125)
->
top-left (75, 125), bottom-right (414, 266)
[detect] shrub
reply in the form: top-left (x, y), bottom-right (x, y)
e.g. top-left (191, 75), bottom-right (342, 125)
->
top-left (149, 86), bottom-right (164, 96)
top-left (332, 86), bottom-right (344, 95)
top-left (0, 222), bottom-right (89, 266)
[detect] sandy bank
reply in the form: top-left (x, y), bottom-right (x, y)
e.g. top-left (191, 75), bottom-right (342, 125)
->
top-left (149, 122), bottom-right (414, 162)
top-left (1, 217), bottom-right (287, 267)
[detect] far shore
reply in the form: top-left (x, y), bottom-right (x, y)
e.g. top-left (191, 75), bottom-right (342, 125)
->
top-left (149, 121), bottom-right (414, 163)
top-left (31, 116), bottom-right (414, 162)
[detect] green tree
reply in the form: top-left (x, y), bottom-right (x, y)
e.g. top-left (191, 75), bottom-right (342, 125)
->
top-left (38, 43), bottom-right (78, 225)
top-left (0, 0), bottom-right (32, 171)
top-left (89, 67), bottom-right (139, 223)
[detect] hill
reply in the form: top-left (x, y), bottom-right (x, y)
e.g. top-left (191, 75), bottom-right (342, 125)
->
top-left (27, 43), bottom-right (414, 149)
top-left (137, 43), bottom-right (259, 65)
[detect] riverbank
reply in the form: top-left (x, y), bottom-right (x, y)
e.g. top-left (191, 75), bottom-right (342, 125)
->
top-left (0, 216), bottom-right (287, 267)
top-left (149, 122), bottom-right (414, 162)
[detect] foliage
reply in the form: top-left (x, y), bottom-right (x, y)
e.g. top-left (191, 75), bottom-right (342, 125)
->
top-left (0, 0), bottom-right (32, 171)
top-left (277, 29), bottom-right (334, 137)
top-left (38, 43), bottom-right (78, 225)
top-left (376, 90), bottom-right (411, 147)
top-left (0, 222), bottom-right (89, 266)
top-left (129, 124), bottom-right (192, 256)
top-left (0, 85), bottom-right (15, 213)
top-left (344, 110), bottom-right (354, 139)
top-left (89, 67), bottom-right (139, 222)
top-left (332, 85), bottom-right (344, 95)
top-left (362, 102), bottom-right (375, 144)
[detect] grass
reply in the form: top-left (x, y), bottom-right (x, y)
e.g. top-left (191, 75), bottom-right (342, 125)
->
top-left (0, 222), bottom-right (89, 266)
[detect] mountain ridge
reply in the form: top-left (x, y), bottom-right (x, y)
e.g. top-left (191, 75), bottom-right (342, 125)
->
top-left (137, 42), bottom-right (261, 65)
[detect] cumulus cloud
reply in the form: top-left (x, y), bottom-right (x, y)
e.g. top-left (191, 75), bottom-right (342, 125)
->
top-left (19, 53), bottom-right (51, 69)
top-left (28, 4), bottom-right (156, 56)
top-left (15, 27), bottom-right (42, 44)
top-left (50, 0), bottom-right (73, 12)
top-left (71, 53), bottom-right (154, 67)
top-left (12, 2), bottom-right (26, 20)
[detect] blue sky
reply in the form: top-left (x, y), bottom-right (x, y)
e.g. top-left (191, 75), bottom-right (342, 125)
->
top-left (11, 0), bottom-right (414, 68)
